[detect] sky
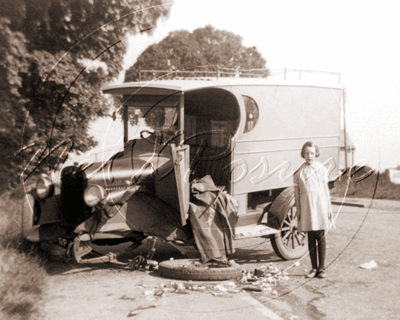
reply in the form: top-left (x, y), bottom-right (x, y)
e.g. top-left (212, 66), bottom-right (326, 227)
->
top-left (83, 0), bottom-right (400, 172)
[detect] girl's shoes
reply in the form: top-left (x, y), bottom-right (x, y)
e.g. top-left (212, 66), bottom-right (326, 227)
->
top-left (306, 269), bottom-right (327, 278)
top-left (306, 269), bottom-right (317, 278)
top-left (317, 270), bottom-right (326, 278)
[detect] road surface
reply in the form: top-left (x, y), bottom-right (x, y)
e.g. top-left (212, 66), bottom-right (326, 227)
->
top-left (42, 199), bottom-right (400, 319)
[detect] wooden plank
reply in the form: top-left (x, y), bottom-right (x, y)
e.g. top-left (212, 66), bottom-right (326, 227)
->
top-left (233, 224), bottom-right (279, 240)
top-left (171, 144), bottom-right (190, 226)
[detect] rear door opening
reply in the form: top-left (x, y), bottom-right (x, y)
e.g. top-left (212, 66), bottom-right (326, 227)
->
top-left (184, 88), bottom-right (240, 192)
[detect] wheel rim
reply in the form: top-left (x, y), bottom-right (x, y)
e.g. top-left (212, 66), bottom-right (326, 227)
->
top-left (280, 207), bottom-right (306, 250)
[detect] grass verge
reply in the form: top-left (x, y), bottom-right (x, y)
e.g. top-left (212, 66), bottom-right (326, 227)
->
top-left (0, 192), bottom-right (47, 320)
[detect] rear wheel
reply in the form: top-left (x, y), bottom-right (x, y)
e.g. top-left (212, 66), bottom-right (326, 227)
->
top-left (271, 204), bottom-right (308, 260)
top-left (159, 259), bottom-right (242, 281)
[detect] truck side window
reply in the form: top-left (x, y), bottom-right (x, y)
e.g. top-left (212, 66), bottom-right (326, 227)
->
top-left (243, 95), bottom-right (259, 133)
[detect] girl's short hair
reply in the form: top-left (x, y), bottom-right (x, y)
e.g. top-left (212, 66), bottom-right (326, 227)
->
top-left (301, 141), bottom-right (320, 158)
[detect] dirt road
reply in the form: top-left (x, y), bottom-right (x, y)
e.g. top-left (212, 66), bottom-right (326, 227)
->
top-left (41, 199), bottom-right (400, 319)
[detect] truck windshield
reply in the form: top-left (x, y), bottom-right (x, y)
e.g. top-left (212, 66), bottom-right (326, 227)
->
top-left (125, 106), bottom-right (179, 140)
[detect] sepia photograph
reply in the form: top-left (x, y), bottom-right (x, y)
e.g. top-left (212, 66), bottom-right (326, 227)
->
top-left (1, 0), bottom-right (399, 319)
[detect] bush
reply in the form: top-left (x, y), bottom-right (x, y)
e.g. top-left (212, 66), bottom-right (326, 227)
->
top-left (332, 167), bottom-right (400, 200)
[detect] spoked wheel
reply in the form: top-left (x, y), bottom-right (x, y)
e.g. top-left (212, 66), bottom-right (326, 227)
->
top-left (271, 204), bottom-right (308, 260)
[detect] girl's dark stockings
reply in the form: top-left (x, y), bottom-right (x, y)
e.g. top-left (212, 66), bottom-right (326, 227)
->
top-left (307, 230), bottom-right (326, 271)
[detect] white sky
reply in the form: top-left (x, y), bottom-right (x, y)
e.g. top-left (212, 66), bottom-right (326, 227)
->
top-left (83, 0), bottom-right (400, 171)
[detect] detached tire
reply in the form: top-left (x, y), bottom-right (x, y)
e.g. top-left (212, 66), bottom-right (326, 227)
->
top-left (159, 259), bottom-right (242, 281)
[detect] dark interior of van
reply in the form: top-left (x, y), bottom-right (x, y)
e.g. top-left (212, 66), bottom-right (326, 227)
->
top-left (184, 88), bottom-right (240, 190)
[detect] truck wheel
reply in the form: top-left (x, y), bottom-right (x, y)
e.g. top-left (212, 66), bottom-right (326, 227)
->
top-left (270, 203), bottom-right (308, 260)
top-left (21, 193), bottom-right (36, 239)
top-left (159, 259), bottom-right (242, 281)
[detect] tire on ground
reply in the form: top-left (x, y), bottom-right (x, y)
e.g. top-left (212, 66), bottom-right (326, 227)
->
top-left (159, 259), bottom-right (242, 281)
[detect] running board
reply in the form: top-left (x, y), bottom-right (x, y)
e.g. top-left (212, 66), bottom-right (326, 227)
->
top-left (233, 224), bottom-right (280, 240)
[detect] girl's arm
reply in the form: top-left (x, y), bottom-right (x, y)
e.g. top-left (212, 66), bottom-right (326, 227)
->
top-left (322, 166), bottom-right (335, 228)
top-left (293, 172), bottom-right (301, 221)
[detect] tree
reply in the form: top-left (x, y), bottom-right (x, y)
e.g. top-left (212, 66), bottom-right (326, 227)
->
top-left (0, 0), bottom-right (171, 192)
top-left (125, 25), bottom-right (268, 82)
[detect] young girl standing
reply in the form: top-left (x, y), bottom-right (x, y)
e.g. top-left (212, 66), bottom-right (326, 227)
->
top-left (294, 141), bottom-right (334, 279)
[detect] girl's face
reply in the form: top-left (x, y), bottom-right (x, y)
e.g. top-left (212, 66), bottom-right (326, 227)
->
top-left (304, 146), bottom-right (316, 164)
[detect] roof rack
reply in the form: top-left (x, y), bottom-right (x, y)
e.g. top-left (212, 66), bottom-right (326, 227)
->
top-left (138, 67), bottom-right (341, 84)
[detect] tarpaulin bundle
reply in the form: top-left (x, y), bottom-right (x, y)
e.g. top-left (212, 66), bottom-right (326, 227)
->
top-left (189, 175), bottom-right (239, 263)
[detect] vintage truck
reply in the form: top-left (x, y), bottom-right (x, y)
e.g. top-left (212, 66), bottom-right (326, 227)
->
top-left (20, 70), bottom-right (344, 280)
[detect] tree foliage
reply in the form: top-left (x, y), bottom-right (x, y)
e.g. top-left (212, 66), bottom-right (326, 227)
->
top-left (0, 0), bottom-right (171, 192)
top-left (125, 25), bottom-right (268, 82)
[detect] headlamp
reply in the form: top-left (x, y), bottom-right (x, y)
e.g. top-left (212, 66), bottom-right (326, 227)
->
top-left (84, 185), bottom-right (106, 207)
top-left (36, 178), bottom-right (54, 199)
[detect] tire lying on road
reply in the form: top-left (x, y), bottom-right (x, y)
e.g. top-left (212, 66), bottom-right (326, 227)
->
top-left (159, 259), bottom-right (242, 281)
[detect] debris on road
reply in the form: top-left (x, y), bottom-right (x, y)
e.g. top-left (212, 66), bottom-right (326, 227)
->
top-left (359, 260), bottom-right (378, 269)
top-left (126, 311), bottom-right (137, 318)
top-left (126, 305), bottom-right (157, 317)
top-left (128, 256), bottom-right (159, 271)
top-left (137, 262), bottom-right (294, 300)
top-left (254, 269), bottom-right (264, 277)
top-left (242, 285), bottom-right (262, 292)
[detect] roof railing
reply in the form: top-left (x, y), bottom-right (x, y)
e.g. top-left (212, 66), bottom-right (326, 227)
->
top-left (269, 68), bottom-right (341, 84)
top-left (138, 67), bottom-right (341, 84)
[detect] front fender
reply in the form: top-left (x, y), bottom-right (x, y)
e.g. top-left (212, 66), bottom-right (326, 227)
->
top-left (75, 192), bottom-right (189, 242)
top-left (268, 187), bottom-right (295, 226)
top-left (101, 185), bottom-right (140, 206)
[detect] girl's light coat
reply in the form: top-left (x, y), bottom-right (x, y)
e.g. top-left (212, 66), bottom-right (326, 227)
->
top-left (294, 161), bottom-right (332, 232)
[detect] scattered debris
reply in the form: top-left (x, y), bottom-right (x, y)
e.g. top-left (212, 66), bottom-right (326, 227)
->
top-left (211, 291), bottom-right (224, 296)
top-left (120, 295), bottom-right (136, 301)
top-left (128, 256), bottom-right (159, 271)
top-left (130, 305), bottom-right (157, 311)
top-left (294, 261), bottom-right (301, 267)
top-left (126, 311), bottom-right (137, 318)
top-left (153, 289), bottom-right (164, 297)
top-left (359, 260), bottom-right (378, 269)
top-left (254, 269), bottom-right (264, 277)
top-left (242, 285), bottom-right (262, 292)
top-left (144, 290), bottom-right (154, 296)
top-left (214, 284), bottom-right (228, 292)
top-left (127, 305), bottom-right (157, 315)
top-left (136, 263), bottom-right (292, 299)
